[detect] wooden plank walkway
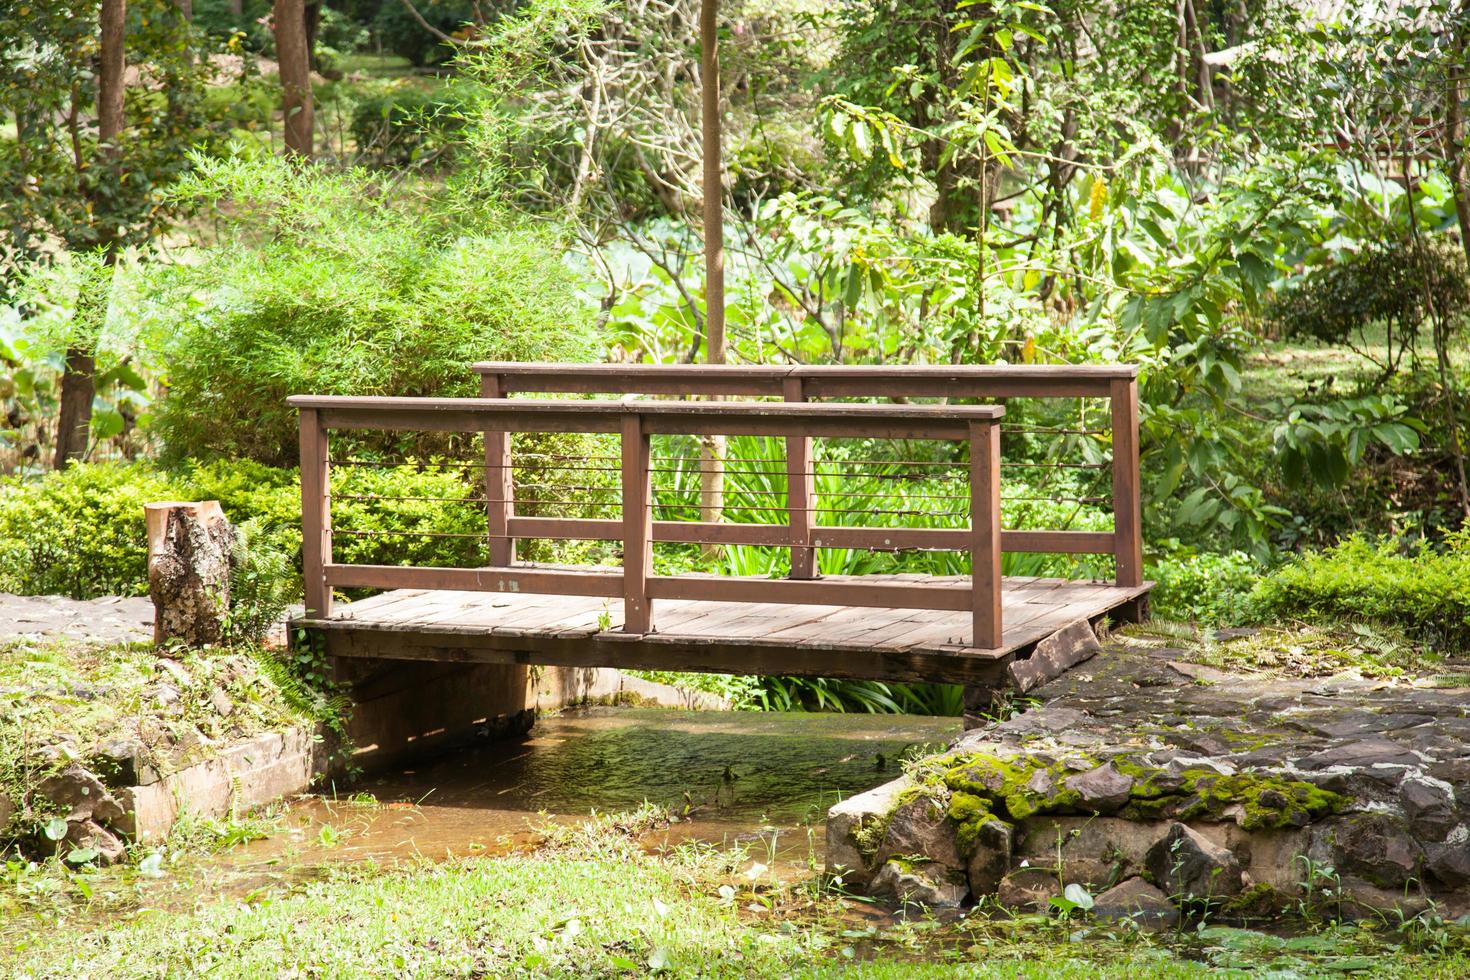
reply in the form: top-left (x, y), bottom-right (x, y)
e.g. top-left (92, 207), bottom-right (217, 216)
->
top-left (302, 574), bottom-right (1151, 686)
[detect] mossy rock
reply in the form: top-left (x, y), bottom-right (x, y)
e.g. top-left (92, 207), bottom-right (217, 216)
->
top-left (1172, 772), bottom-right (1347, 829)
top-left (942, 752), bottom-right (1346, 831)
top-left (942, 754), bottom-right (1086, 822)
top-left (1222, 881), bottom-right (1291, 918)
top-left (946, 790), bottom-right (1013, 854)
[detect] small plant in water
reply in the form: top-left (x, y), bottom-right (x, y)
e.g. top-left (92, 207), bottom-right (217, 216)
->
top-left (1294, 853), bottom-right (1343, 922)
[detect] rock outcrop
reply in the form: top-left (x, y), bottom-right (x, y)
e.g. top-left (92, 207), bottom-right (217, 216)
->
top-left (827, 640), bottom-right (1470, 921)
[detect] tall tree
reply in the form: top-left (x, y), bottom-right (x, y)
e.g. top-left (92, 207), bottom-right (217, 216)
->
top-left (275, 0), bottom-right (315, 157)
top-left (54, 0), bottom-right (125, 469)
top-left (1, 0), bottom-right (207, 467)
top-left (698, 0), bottom-right (726, 528)
top-left (700, 0), bottom-right (724, 363)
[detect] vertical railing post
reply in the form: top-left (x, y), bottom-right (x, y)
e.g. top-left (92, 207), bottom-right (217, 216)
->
top-left (783, 376), bottom-right (817, 579)
top-left (1110, 376), bottom-right (1143, 588)
top-left (298, 407), bottom-right (332, 619)
top-left (621, 411), bottom-right (654, 633)
top-left (481, 372), bottom-right (515, 566)
top-left (969, 419), bottom-right (1002, 649)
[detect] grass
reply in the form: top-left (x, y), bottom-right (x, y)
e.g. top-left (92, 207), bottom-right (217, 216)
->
top-left (3, 806), bottom-right (1468, 978)
top-left (333, 53), bottom-right (418, 79)
top-left (1242, 325), bottom-right (1469, 403)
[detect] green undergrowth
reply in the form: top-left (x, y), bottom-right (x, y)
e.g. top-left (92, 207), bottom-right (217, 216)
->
top-left (0, 639), bottom-right (321, 844)
top-left (4, 804), bottom-right (1466, 978)
top-left (1251, 533), bottom-right (1470, 653)
top-left (0, 459), bottom-right (487, 600)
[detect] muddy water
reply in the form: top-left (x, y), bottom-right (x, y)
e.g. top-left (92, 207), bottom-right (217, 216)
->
top-left (250, 707), bottom-right (958, 872)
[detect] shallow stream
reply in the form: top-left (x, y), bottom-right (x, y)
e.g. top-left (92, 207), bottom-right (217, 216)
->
top-left (224, 707), bottom-right (958, 888)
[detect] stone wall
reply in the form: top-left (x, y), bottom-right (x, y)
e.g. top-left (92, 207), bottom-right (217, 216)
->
top-left (827, 641), bottom-right (1470, 922)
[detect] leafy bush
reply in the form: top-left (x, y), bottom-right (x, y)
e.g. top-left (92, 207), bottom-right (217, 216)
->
top-left (372, 0), bottom-right (482, 65)
top-left (1251, 535), bottom-right (1470, 651)
top-left (1266, 240), bottom-right (1469, 379)
top-left (1148, 549), bottom-right (1261, 626)
top-left (0, 463), bottom-right (177, 598)
top-left (350, 84), bottom-right (474, 166)
top-left (0, 460), bottom-right (487, 600)
top-left (148, 155), bottom-right (594, 465)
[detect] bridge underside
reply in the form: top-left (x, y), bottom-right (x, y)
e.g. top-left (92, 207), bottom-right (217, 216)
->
top-left (298, 574), bottom-right (1152, 687)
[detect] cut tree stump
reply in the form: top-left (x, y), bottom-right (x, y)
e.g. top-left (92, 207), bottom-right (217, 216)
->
top-left (146, 501), bottom-right (234, 647)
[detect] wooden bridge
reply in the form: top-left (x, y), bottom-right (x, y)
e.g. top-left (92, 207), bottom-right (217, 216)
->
top-left (290, 364), bottom-right (1151, 689)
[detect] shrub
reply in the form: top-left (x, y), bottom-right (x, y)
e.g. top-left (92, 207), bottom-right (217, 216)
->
top-left (372, 0), bottom-right (482, 65)
top-left (148, 155), bottom-right (595, 465)
top-left (225, 517), bottom-right (298, 645)
top-left (350, 84), bottom-right (474, 166)
top-left (1250, 534), bottom-right (1470, 651)
top-left (0, 463), bottom-right (178, 598)
top-left (1148, 549), bottom-right (1262, 626)
top-left (0, 460), bottom-right (488, 600)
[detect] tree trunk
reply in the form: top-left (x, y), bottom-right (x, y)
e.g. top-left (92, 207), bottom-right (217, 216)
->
top-left (1444, 13), bottom-right (1470, 274)
top-left (146, 501), bottom-right (236, 648)
top-left (54, 347), bottom-right (97, 470)
top-left (229, 0), bottom-right (242, 15)
top-left (305, 2), bottom-right (321, 72)
top-left (275, 0), bottom-right (315, 158)
top-left (1440, 14), bottom-right (1470, 519)
top-left (699, 0), bottom-right (724, 363)
top-left (699, 0), bottom-right (725, 533)
top-left (98, 0), bottom-right (125, 145)
top-left (55, 0), bottom-right (125, 470)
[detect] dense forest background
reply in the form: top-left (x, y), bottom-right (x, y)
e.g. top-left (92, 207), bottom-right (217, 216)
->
top-left (4, 0), bottom-right (1470, 707)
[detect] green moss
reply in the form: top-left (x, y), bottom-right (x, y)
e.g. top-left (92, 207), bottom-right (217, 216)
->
top-left (947, 791), bottom-right (1011, 854)
top-left (1222, 882), bottom-right (1290, 918)
top-left (942, 754), bottom-right (1086, 822)
top-left (1174, 772), bottom-right (1347, 830)
top-left (941, 753), bottom-right (1346, 831)
top-left (850, 810), bottom-right (893, 862)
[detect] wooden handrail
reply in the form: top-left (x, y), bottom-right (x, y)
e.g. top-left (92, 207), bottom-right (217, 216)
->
top-left (467, 362), bottom-right (1144, 588)
top-left (293, 396), bottom-right (1008, 649)
top-left (472, 361), bottom-right (1136, 398)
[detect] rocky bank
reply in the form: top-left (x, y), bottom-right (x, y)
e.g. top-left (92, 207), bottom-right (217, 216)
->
top-left (828, 627), bottom-right (1470, 921)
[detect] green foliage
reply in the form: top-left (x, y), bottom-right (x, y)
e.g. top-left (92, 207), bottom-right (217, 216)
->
top-left (1267, 240), bottom-right (1470, 379)
top-left (625, 671), bottom-right (766, 709)
top-left (0, 462), bottom-right (175, 599)
top-left (1271, 395), bottom-right (1424, 492)
top-left (1251, 535), bottom-right (1470, 651)
top-left (349, 84), bottom-right (475, 166)
top-left (372, 0), bottom-right (483, 66)
top-left (224, 518), bottom-right (298, 646)
top-left (0, 0), bottom-right (211, 277)
top-left (755, 676), bottom-right (964, 716)
top-left (147, 155), bottom-right (594, 464)
top-left (1147, 550), bottom-right (1261, 627)
top-left (0, 459), bottom-right (488, 601)
top-left (329, 463), bottom-right (487, 571)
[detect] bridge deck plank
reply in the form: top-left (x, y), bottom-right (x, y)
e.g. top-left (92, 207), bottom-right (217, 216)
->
top-left (297, 573), bottom-right (1150, 686)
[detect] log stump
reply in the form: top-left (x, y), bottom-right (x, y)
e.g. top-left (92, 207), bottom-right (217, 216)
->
top-left (146, 501), bottom-right (235, 648)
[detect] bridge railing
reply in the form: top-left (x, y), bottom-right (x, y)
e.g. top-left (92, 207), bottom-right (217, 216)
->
top-left (289, 396), bottom-right (1009, 648)
top-left (472, 362), bottom-right (1142, 588)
